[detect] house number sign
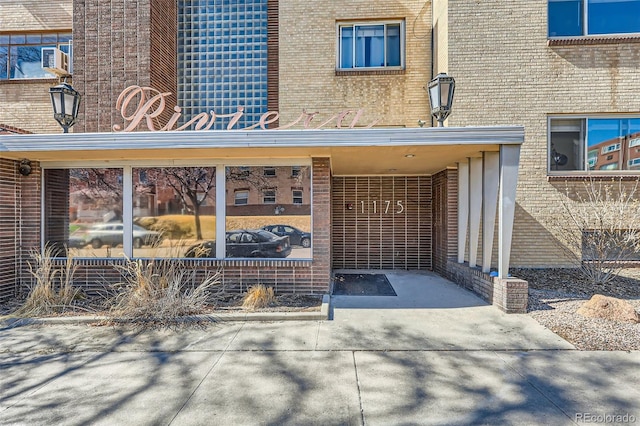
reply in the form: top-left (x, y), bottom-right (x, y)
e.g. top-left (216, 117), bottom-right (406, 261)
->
top-left (347, 200), bottom-right (405, 214)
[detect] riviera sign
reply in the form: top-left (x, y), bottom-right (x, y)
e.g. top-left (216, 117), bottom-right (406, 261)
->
top-left (113, 85), bottom-right (380, 132)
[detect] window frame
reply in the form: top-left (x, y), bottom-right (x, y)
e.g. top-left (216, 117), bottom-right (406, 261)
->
top-left (0, 32), bottom-right (72, 81)
top-left (548, 0), bottom-right (640, 39)
top-left (41, 159), bottom-right (312, 260)
top-left (548, 115), bottom-right (640, 175)
top-left (336, 20), bottom-right (405, 71)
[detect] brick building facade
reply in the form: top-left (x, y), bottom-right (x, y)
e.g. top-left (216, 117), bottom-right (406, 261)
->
top-left (9, 0), bottom-right (640, 313)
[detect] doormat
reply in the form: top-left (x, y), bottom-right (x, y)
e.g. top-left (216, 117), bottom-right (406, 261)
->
top-left (332, 273), bottom-right (397, 296)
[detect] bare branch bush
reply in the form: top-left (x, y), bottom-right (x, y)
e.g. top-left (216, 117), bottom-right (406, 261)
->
top-left (12, 244), bottom-right (80, 317)
top-left (108, 256), bottom-right (223, 326)
top-left (550, 177), bottom-right (640, 285)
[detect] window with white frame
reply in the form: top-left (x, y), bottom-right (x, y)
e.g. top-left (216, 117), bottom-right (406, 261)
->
top-left (549, 117), bottom-right (640, 172)
top-left (263, 166), bottom-right (276, 177)
top-left (0, 32), bottom-right (72, 80)
top-left (234, 190), bottom-right (249, 205)
top-left (337, 21), bottom-right (403, 70)
top-left (263, 189), bottom-right (276, 204)
top-left (548, 0), bottom-right (640, 37)
top-left (292, 189), bottom-right (303, 205)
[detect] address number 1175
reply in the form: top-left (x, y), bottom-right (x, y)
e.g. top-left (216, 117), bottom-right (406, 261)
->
top-left (359, 200), bottom-right (404, 214)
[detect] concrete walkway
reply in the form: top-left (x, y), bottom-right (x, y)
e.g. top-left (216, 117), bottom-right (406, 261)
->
top-left (1, 270), bottom-right (639, 425)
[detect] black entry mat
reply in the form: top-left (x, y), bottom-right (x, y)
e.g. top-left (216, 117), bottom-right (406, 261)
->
top-left (333, 273), bottom-right (397, 296)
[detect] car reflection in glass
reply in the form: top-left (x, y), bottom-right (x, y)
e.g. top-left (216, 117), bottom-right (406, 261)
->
top-left (77, 223), bottom-right (163, 249)
top-left (185, 229), bottom-right (291, 258)
top-left (261, 224), bottom-right (311, 248)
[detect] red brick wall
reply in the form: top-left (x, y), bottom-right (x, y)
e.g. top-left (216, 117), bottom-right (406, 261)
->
top-left (432, 168), bottom-right (458, 275)
top-left (0, 159), bottom-right (42, 300)
top-left (73, 0), bottom-right (177, 133)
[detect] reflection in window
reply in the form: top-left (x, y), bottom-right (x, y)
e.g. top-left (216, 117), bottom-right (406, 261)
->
top-left (548, 0), bottom-right (640, 37)
top-left (338, 21), bottom-right (404, 70)
top-left (0, 32), bottom-right (72, 80)
top-left (549, 117), bottom-right (640, 172)
top-left (44, 168), bottom-right (123, 257)
top-left (133, 167), bottom-right (216, 258)
top-left (226, 166), bottom-right (312, 259)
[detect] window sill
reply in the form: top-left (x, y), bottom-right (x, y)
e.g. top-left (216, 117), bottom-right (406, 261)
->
top-left (548, 174), bottom-right (640, 182)
top-left (0, 77), bottom-right (60, 84)
top-left (548, 35), bottom-right (640, 46)
top-left (52, 257), bottom-right (314, 267)
top-left (335, 69), bottom-right (405, 76)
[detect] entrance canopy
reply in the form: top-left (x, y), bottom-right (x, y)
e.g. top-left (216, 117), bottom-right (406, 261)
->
top-left (0, 125), bottom-right (524, 277)
top-left (0, 126), bottom-right (522, 176)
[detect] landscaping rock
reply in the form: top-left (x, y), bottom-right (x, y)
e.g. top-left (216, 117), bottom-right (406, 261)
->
top-left (576, 294), bottom-right (640, 324)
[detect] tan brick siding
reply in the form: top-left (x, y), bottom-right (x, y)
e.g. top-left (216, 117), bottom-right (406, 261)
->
top-left (440, 0), bottom-right (640, 267)
top-left (278, 0), bottom-right (432, 128)
top-left (0, 82), bottom-right (63, 134)
top-left (0, 1), bottom-right (72, 31)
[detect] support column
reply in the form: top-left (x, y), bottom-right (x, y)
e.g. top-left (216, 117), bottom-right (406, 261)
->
top-left (482, 152), bottom-right (500, 273)
top-left (468, 157), bottom-right (483, 268)
top-left (498, 145), bottom-right (521, 278)
top-left (457, 161), bottom-right (469, 263)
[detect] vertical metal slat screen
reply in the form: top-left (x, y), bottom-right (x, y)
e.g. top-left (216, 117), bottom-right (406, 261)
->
top-left (332, 176), bottom-right (432, 270)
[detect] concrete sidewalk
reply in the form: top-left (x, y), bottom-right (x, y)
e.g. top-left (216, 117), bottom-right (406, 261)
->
top-left (1, 270), bottom-right (639, 425)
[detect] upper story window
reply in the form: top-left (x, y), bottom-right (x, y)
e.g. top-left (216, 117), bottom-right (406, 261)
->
top-left (548, 0), bottom-right (640, 37)
top-left (0, 32), bottom-right (71, 80)
top-left (337, 21), bottom-right (404, 70)
top-left (549, 117), bottom-right (640, 172)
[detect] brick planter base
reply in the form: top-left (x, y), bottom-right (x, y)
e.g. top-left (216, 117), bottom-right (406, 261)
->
top-left (446, 261), bottom-right (528, 314)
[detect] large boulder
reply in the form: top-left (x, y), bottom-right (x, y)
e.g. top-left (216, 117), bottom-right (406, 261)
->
top-left (577, 294), bottom-right (640, 323)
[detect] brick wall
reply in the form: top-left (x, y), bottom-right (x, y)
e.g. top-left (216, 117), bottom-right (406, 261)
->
top-left (73, 0), bottom-right (177, 133)
top-left (446, 261), bottom-right (528, 314)
top-left (440, 0), bottom-right (640, 267)
top-left (278, 0), bottom-right (432, 128)
top-left (0, 159), bottom-right (42, 300)
top-left (0, 1), bottom-right (72, 134)
top-left (432, 168), bottom-right (457, 275)
top-left (0, 0), bottom-right (72, 30)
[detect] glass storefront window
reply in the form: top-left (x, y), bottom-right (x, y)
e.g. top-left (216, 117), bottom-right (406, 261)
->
top-left (45, 168), bottom-right (124, 257)
top-left (133, 167), bottom-right (216, 258)
top-left (225, 165), bottom-right (311, 259)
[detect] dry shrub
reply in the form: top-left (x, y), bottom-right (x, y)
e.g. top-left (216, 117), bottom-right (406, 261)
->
top-left (550, 177), bottom-right (640, 285)
top-left (242, 285), bottom-right (275, 310)
top-left (12, 245), bottom-right (80, 317)
top-left (109, 257), bottom-right (222, 326)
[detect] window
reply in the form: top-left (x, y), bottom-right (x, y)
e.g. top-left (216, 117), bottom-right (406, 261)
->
top-left (548, 0), bottom-right (640, 37)
top-left (263, 167), bottom-right (276, 177)
top-left (292, 189), bottom-right (303, 204)
top-left (0, 32), bottom-right (72, 80)
top-left (234, 190), bottom-right (249, 205)
top-left (338, 21), bottom-right (404, 70)
top-left (549, 117), bottom-right (640, 172)
top-left (226, 165), bottom-right (311, 259)
top-left (291, 166), bottom-right (301, 177)
top-left (263, 189), bottom-right (276, 204)
top-left (43, 162), bottom-right (311, 260)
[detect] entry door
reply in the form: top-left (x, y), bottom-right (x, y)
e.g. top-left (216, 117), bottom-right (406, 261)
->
top-left (331, 176), bottom-right (432, 269)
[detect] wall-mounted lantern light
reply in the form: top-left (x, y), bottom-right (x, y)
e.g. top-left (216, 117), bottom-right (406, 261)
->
top-left (49, 81), bottom-right (81, 133)
top-left (427, 73), bottom-right (455, 127)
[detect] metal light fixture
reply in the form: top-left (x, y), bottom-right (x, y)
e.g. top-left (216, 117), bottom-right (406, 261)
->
top-left (427, 73), bottom-right (455, 127)
top-left (49, 81), bottom-right (81, 133)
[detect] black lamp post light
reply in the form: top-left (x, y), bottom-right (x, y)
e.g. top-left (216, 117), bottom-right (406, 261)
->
top-left (427, 73), bottom-right (455, 127)
top-left (49, 81), bottom-right (81, 133)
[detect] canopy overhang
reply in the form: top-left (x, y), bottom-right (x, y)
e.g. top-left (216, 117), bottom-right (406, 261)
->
top-left (0, 126), bottom-right (523, 175)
